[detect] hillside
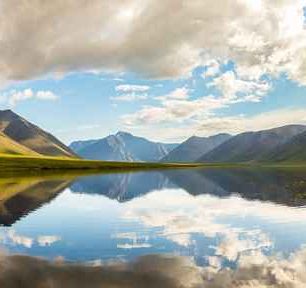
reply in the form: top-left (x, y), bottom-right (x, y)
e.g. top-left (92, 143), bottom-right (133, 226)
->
top-left (0, 132), bottom-right (39, 156)
top-left (198, 125), bottom-right (306, 163)
top-left (0, 110), bottom-right (76, 158)
top-left (265, 131), bottom-right (306, 162)
top-left (70, 131), bottom-right (178, 161)
top-left (161, 134), bottom-right (231, 162)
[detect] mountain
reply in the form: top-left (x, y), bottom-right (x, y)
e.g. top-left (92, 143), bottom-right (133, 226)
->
top-left (0, 110), bottom-right (76, 158)
top-left (69, 139), bottom-right (98, 153)
top-left (265, 131), bottom-right (306, 162)
top-left (161, 134), bottom-right (231, 162)
top-left (198, 125), bottom-right (306, 163)
top-left (70, 131), bottom-right (178, 161)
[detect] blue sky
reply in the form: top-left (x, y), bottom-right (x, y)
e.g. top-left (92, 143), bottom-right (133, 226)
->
top-left (0, 1), bottom-right (306, 144)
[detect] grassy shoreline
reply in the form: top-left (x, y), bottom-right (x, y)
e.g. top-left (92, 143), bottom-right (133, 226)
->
top-left (0, 154), bottom-right (203, 171)
top-left (0, 154), bottom-right (305, 173)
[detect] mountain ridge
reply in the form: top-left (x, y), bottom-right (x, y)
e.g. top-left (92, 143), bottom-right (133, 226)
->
top-left (198, 125), bottom-right (306, 163)
top-left (70, 132), bottom-right (178, 161)
top-left (161, 133), bottom-right (232, 162)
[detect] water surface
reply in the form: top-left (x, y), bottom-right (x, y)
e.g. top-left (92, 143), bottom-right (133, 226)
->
top-left (1, 167), bottom-right (306, 287)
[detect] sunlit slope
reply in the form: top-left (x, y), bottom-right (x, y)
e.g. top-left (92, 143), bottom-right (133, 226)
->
top-left (0, 110), bottom-right (76, 158)
top-left (0, 132), bottom-right (39, 156)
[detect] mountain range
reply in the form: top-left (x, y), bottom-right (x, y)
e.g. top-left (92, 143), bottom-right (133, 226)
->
top-left (0, 109), bottom-right (305, 163)
top-left (198, 125), bottom-right (306, 163)
top-left (161, 133), bottom-right (231, 162)
top-left (69, 132), bottom-right (178, 162)
top-left (70, 125), bottom-right (306, 163)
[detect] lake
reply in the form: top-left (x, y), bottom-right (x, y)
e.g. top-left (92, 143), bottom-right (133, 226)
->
top-left (1, 167), bottom-right (306, 287)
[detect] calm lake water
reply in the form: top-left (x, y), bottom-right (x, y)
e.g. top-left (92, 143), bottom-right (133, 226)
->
top-left (1, 167), bottom-right (306, 287)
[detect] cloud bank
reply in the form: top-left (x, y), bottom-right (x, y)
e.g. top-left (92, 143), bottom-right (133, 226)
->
top-left (1, 249), bottom-right (306, 287)
top-left (0, 89), bottom-right (58, 107)
top-left (0, 0), bottom-right (305, 84)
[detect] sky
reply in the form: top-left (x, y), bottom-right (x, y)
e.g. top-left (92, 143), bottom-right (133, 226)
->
top-left (0, 0), bottom-right (306, 144)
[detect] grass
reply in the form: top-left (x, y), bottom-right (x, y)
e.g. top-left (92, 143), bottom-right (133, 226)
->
top-left (0, 154), bottom-right (204, 172)
top-left (0, 154), bottom-right (305, 174)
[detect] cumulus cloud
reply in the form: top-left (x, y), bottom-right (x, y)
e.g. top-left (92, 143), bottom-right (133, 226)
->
top-left (196, 108), bottom-right (306, 135)
top-left (121, 87), bottom-right (230, 126)
top-left (121, 188), bottom-right (306, 262)
top-left (210, 70), bottom-right (271, 103)
top-left (2, 89), bottom-right (59, 106)
top-left (121, 107), bottom-right (306, 142)
top-left (6, 230), bottom-right (33, 249)
top-left (113, 232), bottom-right (151, 249)
top-left (111, 93), bottom-right (148, 102)
top-left (115, 85), bottom-right (150, 93)
top-left (202, 60), bottom-right (221, 78)
top-left (120, 79), bottom-right (271, 128)
top-left (0, 230), bottom-right (61, 249)
top-left (112, 84), bottom-right (150, 102)
top-left (37, 235), bottom-right (61, 247)
top-left (2, 248), bottom-right (306, 287)
top-left (0, 0), bottom-right (305, 85)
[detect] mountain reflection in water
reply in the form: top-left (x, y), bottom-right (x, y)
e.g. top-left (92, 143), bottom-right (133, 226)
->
top-left (71, 168), bottom-right (306, 206)
top-left (0, 168), bottom-right (306, 287)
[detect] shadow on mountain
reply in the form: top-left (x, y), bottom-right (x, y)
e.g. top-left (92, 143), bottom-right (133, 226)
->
top-left (70, 171), bottom-right (173, 202)
top-left (164, 168), bottom-right (306, 206)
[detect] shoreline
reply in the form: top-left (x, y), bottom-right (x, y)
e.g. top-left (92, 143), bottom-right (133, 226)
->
top-left (0, 155), bottom-right (305, 173)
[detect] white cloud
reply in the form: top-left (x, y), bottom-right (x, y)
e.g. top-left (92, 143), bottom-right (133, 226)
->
top-left (111, 93), bottom-right (148, 102)
top-left (115, 84), bottom-right (150, 93)
top-left (121, 188), bottom-right (306, 263)
top-left (0, 0), bottom-right (305, 86)
top-left (117, 243), bottom-right (152, 249)
top-left (210, 70), bottom-right (271, 103)
top-left (113, 84), bottom-right (150, 102)
top-left (121, 107), bottom-right (306, 142)
top-left (156, 87), bottom-right (189, 101)
top-left (36, 91), bottom-right (58, 101)
top-left (113, 232), bottom-right (151, 249)
top-left (3, 246), bottom-right (306, 287)
top-left (202, 60), bottom-right (221, 78)
top-left (37, 235), bottom-right (61, 247)
top-left (4, 89), bottom-right (59, 106)
top-left (0, 230), bottom-right (61, 248)
top-left (120, 81), bottom-right (270, 127)
top-left (196, 107), bottom-right (306, 135)
top-left (6, 230), bottom-right (33, 248)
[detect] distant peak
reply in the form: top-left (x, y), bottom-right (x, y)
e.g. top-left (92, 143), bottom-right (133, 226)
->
top-left (210, 133), bottom-right (232, 138)
top-left (189, 135), bottom-right (203, 140)
top-left (116, 131), bottom-right (133, 137)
